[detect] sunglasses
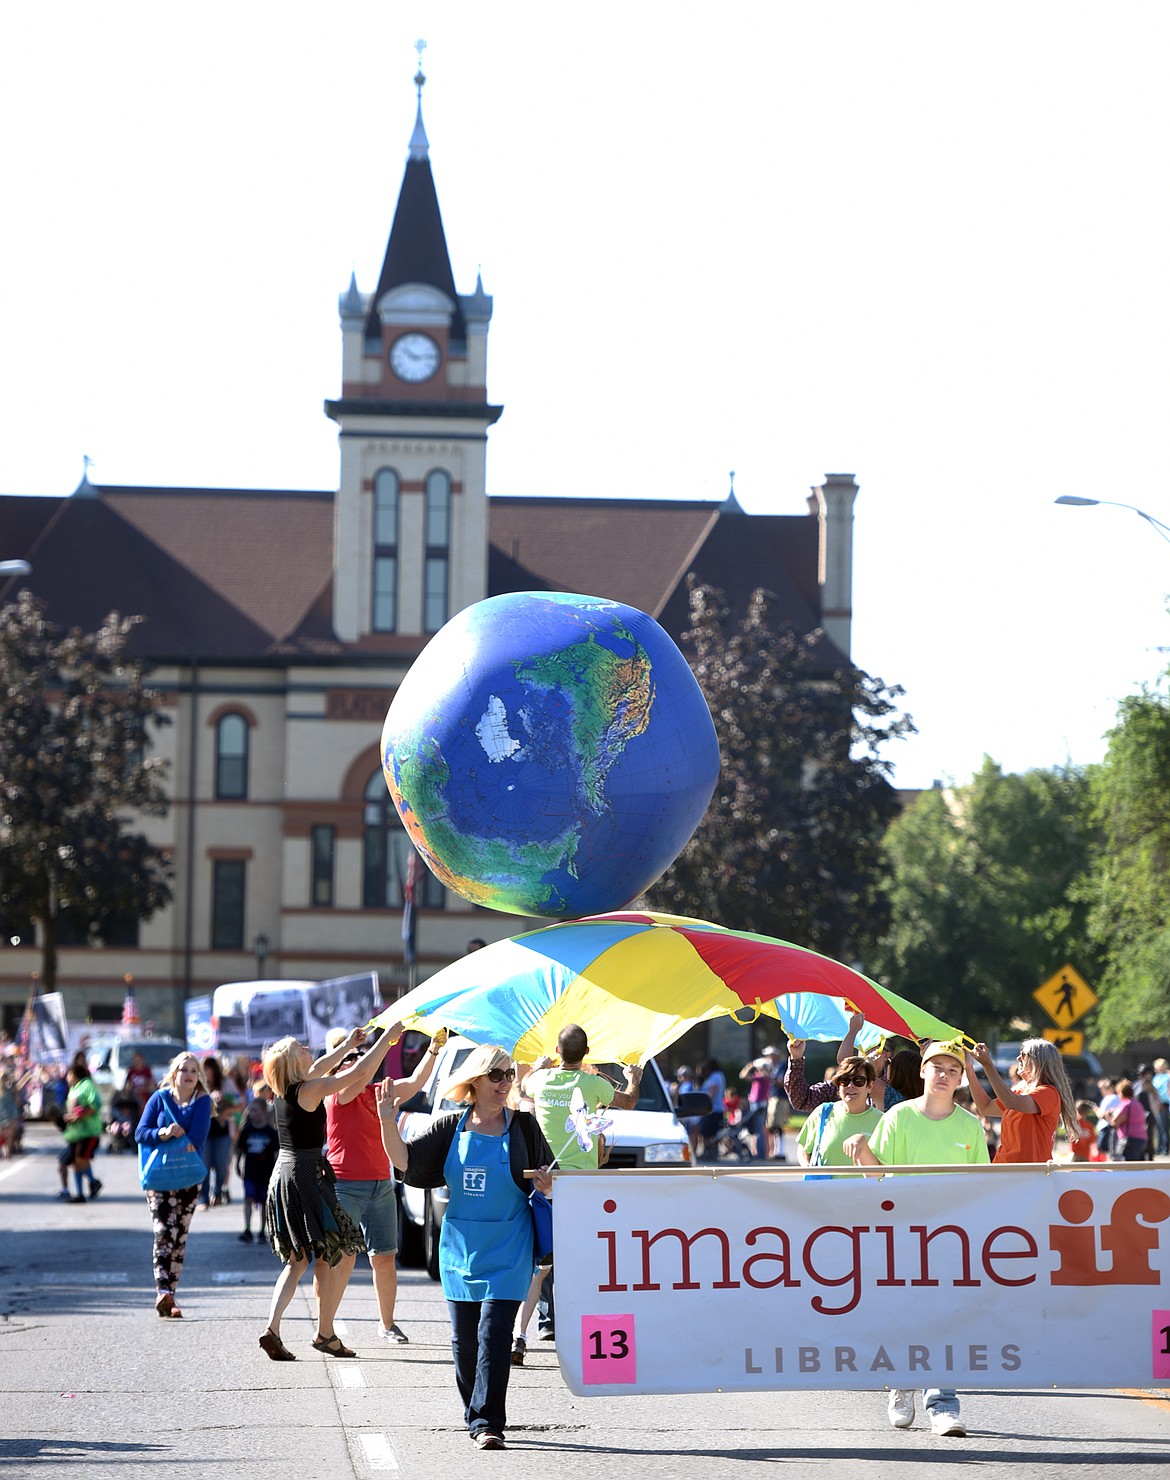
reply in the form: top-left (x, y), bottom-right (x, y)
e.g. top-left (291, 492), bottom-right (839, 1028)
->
top-left (838, 1074), bottom-right (871, 1088)
top-left (484, 1066), bottom-right (516, 1084)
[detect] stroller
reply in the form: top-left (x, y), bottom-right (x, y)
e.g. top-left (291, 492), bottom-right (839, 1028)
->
top-left (106, 1090), bottom-right (141, 1153)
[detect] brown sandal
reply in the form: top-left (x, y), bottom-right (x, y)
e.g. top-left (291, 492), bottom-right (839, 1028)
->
top-left (312, 1332), bottom-right (356, 1358)
top-left (155, 1293), bottom-right (182, 1319)
top-left (259, 1328), bottom-right (297, 1361)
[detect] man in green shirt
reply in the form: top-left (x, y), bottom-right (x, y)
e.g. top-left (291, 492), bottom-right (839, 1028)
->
top-left (844, 1039), bottom-right (989, 1438)
top-left (514, 1025), bottom-right (642, 1350)
top-left (523, 1024), bottom-right (642, 1170)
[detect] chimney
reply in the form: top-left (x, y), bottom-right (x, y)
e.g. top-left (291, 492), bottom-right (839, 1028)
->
top-left (812, 473), bottom-right (858, 658)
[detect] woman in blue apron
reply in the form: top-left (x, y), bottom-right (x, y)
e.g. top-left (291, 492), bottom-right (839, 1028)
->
top-left (378, 1043), bottom-right (553, 1451)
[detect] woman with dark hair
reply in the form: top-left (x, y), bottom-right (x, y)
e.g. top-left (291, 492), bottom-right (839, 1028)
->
top-left (377, 1044), bottom-right (553, 1450)
top-left (1104, 1078), bottom-right (1149, 1162)
top-left (198, 1055), bottom-right (240, 1208)
top-left (796, 1056), bottom-right (883, 1170)
top-left (135, 1053), bottom-right (212, 1317)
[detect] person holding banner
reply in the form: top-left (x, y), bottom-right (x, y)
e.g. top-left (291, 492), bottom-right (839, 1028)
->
top-left (963, 1040), bottom-right (1078, 1163)
top-left (844, 1038), bottom-right (989, 1438)
top-left (375, 1046), bottom-right (553, 1451)
top-left (796, 1055), bottom-right (882, 1171)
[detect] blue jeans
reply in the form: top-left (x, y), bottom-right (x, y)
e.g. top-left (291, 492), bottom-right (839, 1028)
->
top-left (744, 1103), bottom-right (768, 1160)
top-left (924, 1387), bottom-right (959, 1416)
top-left (447, 1298), bottom-right (521, 1438)
top-left (200, 1133), bottom-right (231, 1203)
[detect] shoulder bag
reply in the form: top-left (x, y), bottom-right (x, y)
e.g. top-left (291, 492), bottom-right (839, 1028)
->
top-left (139, 1091), bottom-right (208, 1191)
top-left (515, 1109), bottom-right (554, 1264)
top-left (804, 1101), bottom-right (835, 1181)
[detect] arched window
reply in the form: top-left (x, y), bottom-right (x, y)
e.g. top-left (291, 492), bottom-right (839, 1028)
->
top-left (423, 468), bottom-right (450, 634)
top-left (372, 468), bottom-right (399, 633)
top-left (215, 713), bottom-right (249, 799)
top-left (362, 772), bottom-right (444, 909)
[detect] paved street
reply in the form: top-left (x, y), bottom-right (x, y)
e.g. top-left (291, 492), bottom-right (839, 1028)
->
top-left (1, 1123), bottom-right (1168, 1479)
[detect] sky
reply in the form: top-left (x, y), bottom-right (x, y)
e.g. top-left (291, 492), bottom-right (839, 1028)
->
top-left (2, 2), bottom-right (1168, 790)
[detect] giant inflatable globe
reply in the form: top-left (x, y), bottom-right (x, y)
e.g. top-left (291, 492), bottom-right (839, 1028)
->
top-left (381, 591), bottom-right (720, 917)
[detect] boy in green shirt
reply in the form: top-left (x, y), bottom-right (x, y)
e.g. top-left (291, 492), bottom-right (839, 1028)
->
top-left (844, 1039), bottom-right (989, 1438)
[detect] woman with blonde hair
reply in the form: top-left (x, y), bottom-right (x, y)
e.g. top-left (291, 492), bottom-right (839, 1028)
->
top-left (135, 1053), bottom-right (212, 1318)
top-left (257, 1025), bottom-right (398, 1361)
top-left (965, 1038), bottom-right (1078, 1162)
top-left (376, 1043), bottom-right (553, 1450)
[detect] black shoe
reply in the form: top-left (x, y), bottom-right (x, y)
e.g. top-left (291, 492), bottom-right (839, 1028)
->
top-left (68, 1195), bottom-right (86, 1204)
top-left (88, 1179), bottom-right (103, 1199)
top-left (238, 1229), bottom-right (254, 1243)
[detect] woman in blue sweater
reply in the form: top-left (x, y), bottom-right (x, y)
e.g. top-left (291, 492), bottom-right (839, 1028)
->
top-left (135, 1053), bottom-right (212, 1318)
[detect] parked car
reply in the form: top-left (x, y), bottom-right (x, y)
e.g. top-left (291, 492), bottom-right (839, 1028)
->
top-left (992, 1041), bottom-right (1104, 1101)
top-left (85, 1035), bottom-right (186, 1111)
top-left (395, 1037), bottom-right (707, 1280)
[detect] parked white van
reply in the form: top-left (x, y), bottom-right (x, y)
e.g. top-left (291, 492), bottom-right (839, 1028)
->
top-left (395, 1036), bottom-right (708, 1279)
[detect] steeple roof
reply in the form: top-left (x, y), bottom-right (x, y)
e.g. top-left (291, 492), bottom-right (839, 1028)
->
top-left (365, 65), bottom-right (466, 344)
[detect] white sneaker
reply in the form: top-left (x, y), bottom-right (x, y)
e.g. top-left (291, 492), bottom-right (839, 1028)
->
top-left (887, 1389), bottom-right (915, 1428)
top-left (929, 1411), bottom-right (966, 1437)
top-left (380, 1324), bottom-right (408, 1344)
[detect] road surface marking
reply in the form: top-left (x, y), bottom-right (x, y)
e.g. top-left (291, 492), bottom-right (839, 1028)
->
top-left (0, 1160), bottom-right (30, 1186)
top-left (41, 1272), bottom-right (128, 1284)
top-left (332, 1363), bottom-right (365, 1390)
top-left (358, 1434), bottom-right (399, 1473)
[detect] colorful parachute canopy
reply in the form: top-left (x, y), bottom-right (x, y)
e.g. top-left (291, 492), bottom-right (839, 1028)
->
top-left (372, 911), bottom-right (965, 1065)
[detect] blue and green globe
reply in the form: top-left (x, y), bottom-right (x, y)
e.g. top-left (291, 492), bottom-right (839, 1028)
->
top-left (381, 591), bottom-right (720, 917)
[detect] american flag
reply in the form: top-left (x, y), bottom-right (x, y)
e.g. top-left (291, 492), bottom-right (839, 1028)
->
top-left (402, 847), bottom-right (423, 964)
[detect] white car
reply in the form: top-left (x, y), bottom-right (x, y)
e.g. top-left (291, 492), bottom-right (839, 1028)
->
top-left (395, 1037), bottom-right (706, 1280)
top-left (86, 1035), bottom-right (187, 1111)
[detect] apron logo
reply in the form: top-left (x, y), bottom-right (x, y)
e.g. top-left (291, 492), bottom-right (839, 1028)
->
top-left (463, 1167), bottom-right (487, 1194)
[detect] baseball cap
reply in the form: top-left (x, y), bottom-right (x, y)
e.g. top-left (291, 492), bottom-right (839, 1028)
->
top-left (921, 1039), bottom-right (966, 1070)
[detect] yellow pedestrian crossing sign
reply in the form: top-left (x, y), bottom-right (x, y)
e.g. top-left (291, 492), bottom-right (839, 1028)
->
top-left (1033, 964), bottom-right (1097, 1028)
top-left (1042, 1028), bottom-right (1084, 1056)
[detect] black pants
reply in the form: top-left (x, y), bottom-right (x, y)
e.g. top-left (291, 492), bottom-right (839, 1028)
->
top-left (447, 1297), bottom-right (521, 1437)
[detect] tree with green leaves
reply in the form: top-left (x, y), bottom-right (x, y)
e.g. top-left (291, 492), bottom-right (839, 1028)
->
top-left (872, 758), bottom-right (1098, 1037)
top-left (646, 580), bottom-right (913, 959)
top-left (0, 592), bottom-right (173, 991)
top-left (1082, 685), bottom-right (1170, 1046)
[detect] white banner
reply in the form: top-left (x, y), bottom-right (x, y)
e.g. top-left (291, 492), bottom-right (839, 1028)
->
top-left (553, 1165), bottom-right (1170, 1395)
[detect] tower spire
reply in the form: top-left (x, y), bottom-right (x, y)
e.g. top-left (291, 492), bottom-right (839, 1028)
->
top-left (409, 38), bottom-right (429, 161)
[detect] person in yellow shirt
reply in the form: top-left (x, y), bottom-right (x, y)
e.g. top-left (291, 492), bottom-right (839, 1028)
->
top-left (844, 1039), bottom-right (989, 1438)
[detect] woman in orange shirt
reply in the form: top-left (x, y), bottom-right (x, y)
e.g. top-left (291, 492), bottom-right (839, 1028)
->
top-left (964, 1039), bottom-right (1078, 1162)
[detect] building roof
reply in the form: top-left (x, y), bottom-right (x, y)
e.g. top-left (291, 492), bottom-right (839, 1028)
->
top-left (364, 146), bottom-right (466, 346)
top-left (2, 485), bottom-right (839, 666)
top-left (487, 496), bottom-right (836, 656)
top-left (0, 487), bottom-right (335, 661)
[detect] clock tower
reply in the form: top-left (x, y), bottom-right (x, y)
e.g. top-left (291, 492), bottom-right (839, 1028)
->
top-left (325, 56), bottom-right (502, 645)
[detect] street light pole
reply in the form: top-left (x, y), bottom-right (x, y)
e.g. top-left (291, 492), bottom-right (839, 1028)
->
top-left (1055, 496), bottom-right (1170, 545)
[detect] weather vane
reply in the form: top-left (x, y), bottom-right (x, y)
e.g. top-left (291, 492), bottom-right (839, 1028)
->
top-left (415, 37), bottom-right (426, 96)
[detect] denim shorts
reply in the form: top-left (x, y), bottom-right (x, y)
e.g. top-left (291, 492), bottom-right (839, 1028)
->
top-left (334, 1178), bottom-right (398, 1257)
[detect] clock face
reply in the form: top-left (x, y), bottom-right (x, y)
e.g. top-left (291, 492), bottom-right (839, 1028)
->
top-left (389, 332), bottom-right (441, 383)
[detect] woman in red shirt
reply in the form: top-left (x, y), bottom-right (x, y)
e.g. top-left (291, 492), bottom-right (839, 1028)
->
top-left (965, 1039), bottom-right (1078, 1162)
